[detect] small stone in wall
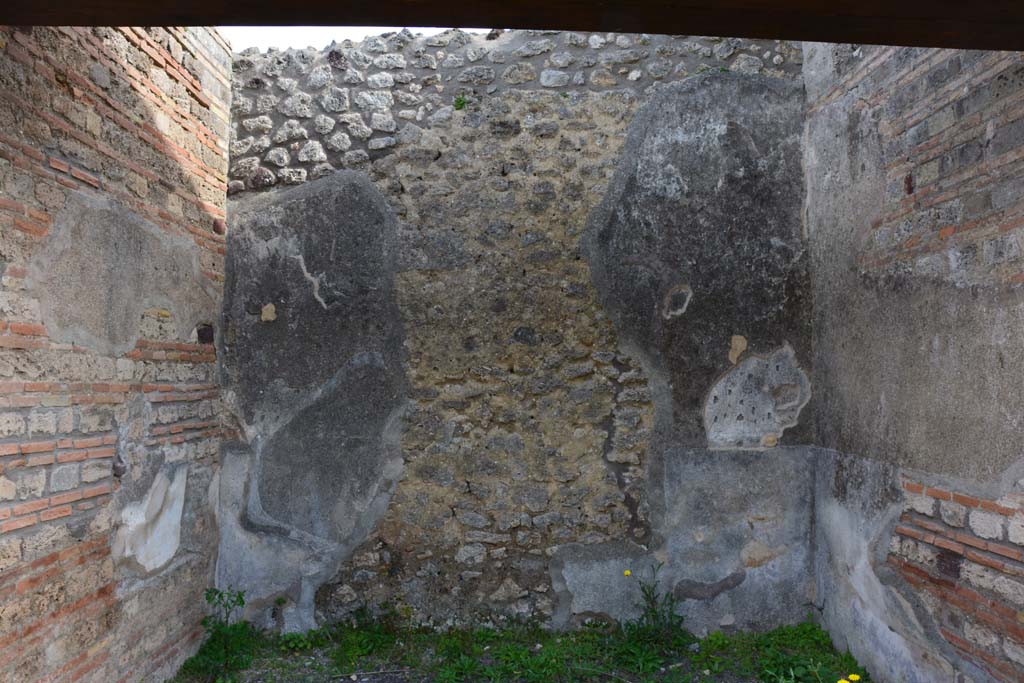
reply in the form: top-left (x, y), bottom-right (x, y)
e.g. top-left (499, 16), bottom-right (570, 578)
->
top-left (326, 131), bottom-right (352, 152)
top-left (271, 119), bottom-right (308, 143)
top-left (502, 63), bottom-right (536, 84)
top-left (366, 72), bottom-right (394, 88)
top-left (307, 65), bottom-right (332, 89)
top-left (320, 86), bottom-right (350, 113)
top-left (313, 115), bottom-right (335, 135)
top-left (458, 66), bottom-right (496, 85)
top-left (278, 92), bottom-right (314, 118)
top-left (455, 543), bottom-right (487, 565)
top-left (368, 137), bottom-right (397, 150)
top-left (730, 54), bottom-right (764, 74)
top-left (260, 303), bottom-right (277, 321)
top-left (968, 510), bottom-right (1005, 540)
top-left (265, 147), bottom-right (290, 167)
top-left (370, 112), bottom-right (397, 132)
top-left (939, 500), bottom-right (967, 527)
top-left (590, 68), bottom-right (617, 87)
top-left (514, 39), bottom-right (555, 58)
top-left (540, 70), bottom-right (570, 88)
top-left (297, 140), bottom-right (327, 163)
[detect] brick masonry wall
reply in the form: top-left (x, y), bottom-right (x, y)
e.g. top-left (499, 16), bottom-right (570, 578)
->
top-left (0, 26), bottom-right (230, 683)
top-left (892, 480), bottom-right (1024, 681)
top-left (807, 47), bottom-right (1024, 288)
top-left (804, 44), bottom-right (1024, 683)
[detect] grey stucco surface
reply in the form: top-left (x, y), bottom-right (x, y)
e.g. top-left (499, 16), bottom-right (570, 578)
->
top-left (217, 172), bottom-right (408, 629)
top-left (26, 190), bottom-right (218, 355)
top-left (804, 44), bottom-right (1024, 483)
top-left (551, 72), bottom-right (817, 636)
top-left (582, 72), bottom-right (812, 449)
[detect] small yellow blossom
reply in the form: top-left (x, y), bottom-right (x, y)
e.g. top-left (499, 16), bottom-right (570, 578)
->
top-left (838, 679), bottom-right (849, 683)
top-left (623, 569), bottom-right (632, 577)
top-left (849, 676), bottom-right (861, 682)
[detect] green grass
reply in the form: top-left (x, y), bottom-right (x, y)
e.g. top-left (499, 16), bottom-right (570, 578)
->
top-left (173, 608), bottom-right (869, 683)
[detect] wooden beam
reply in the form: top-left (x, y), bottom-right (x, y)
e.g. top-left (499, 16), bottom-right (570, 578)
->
top-left (4, 0), bottom-right (1024, 51)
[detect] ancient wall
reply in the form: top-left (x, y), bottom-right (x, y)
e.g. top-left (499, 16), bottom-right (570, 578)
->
top-left (0, 26), bottom-right (230, 683)
top-left (804, 44), bottom-right (1024, 682)
top-left (222, 28), bottom-right (815, 638)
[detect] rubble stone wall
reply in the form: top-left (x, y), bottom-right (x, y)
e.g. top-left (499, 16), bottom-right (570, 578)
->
top-left (222, 29), bottom-right (813, 638)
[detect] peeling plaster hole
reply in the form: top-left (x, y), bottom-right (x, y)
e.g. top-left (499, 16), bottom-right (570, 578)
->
top-left (194, 323), bottom-right (215, 344)
top-left (662, 284), bottom-right (693, 319)
top-left (728, 335), bottom-right (748, 364)
top-left (703, 344), bottom-right (811, 450)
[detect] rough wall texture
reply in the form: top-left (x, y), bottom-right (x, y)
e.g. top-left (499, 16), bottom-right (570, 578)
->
top-left (804, 43), bottom-right (1024, 682)
top-left (223, 30), bottom-right (813, 638)
top-left (0, 26), bottom-right (230, 683)
top-left (227, 29), bottom-right (801, 191)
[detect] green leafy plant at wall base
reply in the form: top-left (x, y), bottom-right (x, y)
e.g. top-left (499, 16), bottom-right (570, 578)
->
top-left (179, 588), bottom-right (259, 683)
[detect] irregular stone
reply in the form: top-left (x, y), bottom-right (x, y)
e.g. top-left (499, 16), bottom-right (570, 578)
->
top-left (297, 140), bottom-right (326, 163)
top-left (368, 136), bottom-right (396, 150)
top-left (354, 90), bottom-right (394, 111)
top-left (319, 86), bottom-right (350, 113)
top-left (513, 39), bottom-right (555, 58)
top-left (969, 510), bottom-right (1005, 540)
top-left (265, 147), bottom-right (290, 167)
top-left (731, 54), bottom-right (764, 74)
top-left (313, 114), bottom-right (335, 135)
top-left (278, 92), bottom-right (314, 117)
top-left (502, 63), bottom-right (537, 85)
top-left (455, 543), bottom-right (487, 564)
top-left (326, 131), bottom-right (352, 152)
top-left (366, 72), bottom-right (394, 88)
top-left (458, 66), bottom-right (495, 85)
top-left (370, 112), bottom-right (397, 133)
top-left (540, 70), bottom-right (570, 88)
top-left (271, 119), bottom-right (309, 144)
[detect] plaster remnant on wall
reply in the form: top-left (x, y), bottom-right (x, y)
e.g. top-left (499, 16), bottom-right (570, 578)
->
top-left (260, 303), bottom-right (277, 321)
top-left (26, 191), bottom-right (218, 356)
top-left (728, 334), bottom-right (748, 364)
top-left (662, 284), bottom-right (692, 319)
top-left (703, 344), bottom-right (810, 450)
top-left (113, 465), bottom-right (188, 573)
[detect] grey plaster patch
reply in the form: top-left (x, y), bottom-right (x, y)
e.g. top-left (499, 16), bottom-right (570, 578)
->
top-left (218, 171), bottom-right (408, 630)
top-left (26, 191), bottom-right (217, 355)
top-left (703, 344), bottom-right (811, 450)
top-left (583, 72), bottom-right (811, 448)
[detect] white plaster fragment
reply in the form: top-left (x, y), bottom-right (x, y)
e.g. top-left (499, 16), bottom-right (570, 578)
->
top-left (113, 465), bottom-right (188, 573)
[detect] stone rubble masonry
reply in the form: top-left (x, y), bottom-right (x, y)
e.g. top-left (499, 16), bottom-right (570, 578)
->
top-left (0, 26), bottom-right (230, 683)
top-left (227, 29), bottom-right (802, 194)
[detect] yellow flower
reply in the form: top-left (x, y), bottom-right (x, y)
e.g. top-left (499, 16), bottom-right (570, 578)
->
top-left (838, 679), bottom-right (849, 683)
top-left (849, 676), bottom-right (861, 682)
top-left (623, 569), bottom-right (632, 577)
